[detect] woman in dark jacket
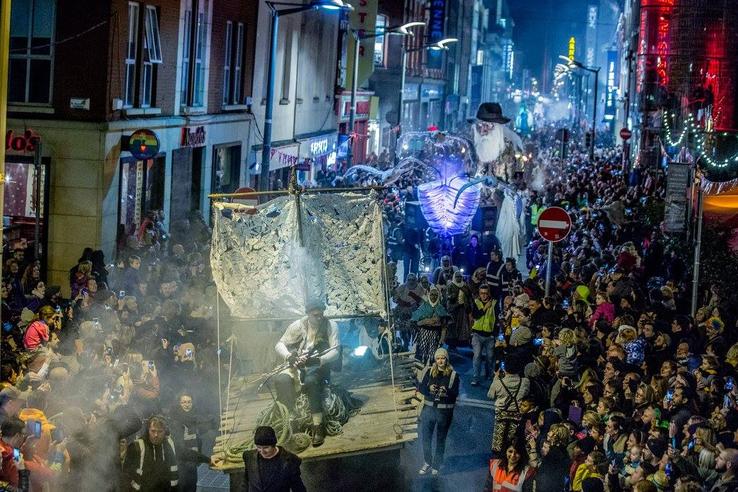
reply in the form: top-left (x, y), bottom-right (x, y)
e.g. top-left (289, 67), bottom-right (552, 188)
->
top-left (531, 423), bottom-right (572, 492)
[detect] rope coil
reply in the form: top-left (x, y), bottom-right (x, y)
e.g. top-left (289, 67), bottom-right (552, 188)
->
top-left (223, 387), bottom-right (359, 463)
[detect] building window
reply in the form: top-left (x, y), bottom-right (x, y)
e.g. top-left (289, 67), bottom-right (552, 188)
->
top-left (181, 0), bottom-right (208, 108)
top-left (144, 6), bottom-right (162, 63)
top-left (124, 3), bottom-right (162, 108)
top-left (9, 0), bottom-right (55, 104)
top-left (233, 23), bottom-right (244, 104)
top-left (373, 14), bottom-right (387, 67)
top-left (222, 21), bottom-right (232, 105)
top-left (280, 29), bottom-right (293, 103)
top-left (222, 21), bottom-right (245, 106)
top-left (124, 2), bottom-right (139, 108)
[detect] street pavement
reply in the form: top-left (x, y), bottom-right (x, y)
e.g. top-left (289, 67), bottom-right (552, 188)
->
top-left (197, 348), bottom-right (494, 492)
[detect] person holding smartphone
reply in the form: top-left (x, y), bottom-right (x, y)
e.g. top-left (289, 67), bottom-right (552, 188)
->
top-left (0, 417), bottom-right (31, 490)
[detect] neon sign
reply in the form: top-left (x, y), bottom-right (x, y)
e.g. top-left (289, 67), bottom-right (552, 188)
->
top-left (568, 37), bottom-right (576, 61)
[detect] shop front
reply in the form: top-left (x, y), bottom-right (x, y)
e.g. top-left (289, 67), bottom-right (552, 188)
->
top-left (211, 144), bottom-right (242, 195)
top-left (337, 91), bottom-right (373, 165)
top-left (401, 83), bottom-right (420, 132)
top-left (420, 83), bottom-right (444, 130)
top-left (248, 142), bottom-right (300, 190)
top-left (4, 128), bottom-right (49, 273)
top-left (296, 132), bottom-right (337, 185)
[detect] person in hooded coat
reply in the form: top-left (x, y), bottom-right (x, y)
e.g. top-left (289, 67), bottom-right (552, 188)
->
top-left (411, 286), bottom-right (449, 366)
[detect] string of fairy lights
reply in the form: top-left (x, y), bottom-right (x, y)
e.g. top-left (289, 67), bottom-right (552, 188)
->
top-left (663, 112), bottom-right (738, 168)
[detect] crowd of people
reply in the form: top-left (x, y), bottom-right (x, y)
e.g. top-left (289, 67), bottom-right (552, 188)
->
top-left (0, 213), bottom-right (221, 491)
top-left (396, 143), bottom-right (738, 492)
top-left (1, 123), bottom-right (737, 492)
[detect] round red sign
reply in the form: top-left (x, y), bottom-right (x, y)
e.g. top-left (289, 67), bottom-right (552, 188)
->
top-left (537, 207), bottom-right (572, 242)
top-left (619, 128), bottom-right (632, 141)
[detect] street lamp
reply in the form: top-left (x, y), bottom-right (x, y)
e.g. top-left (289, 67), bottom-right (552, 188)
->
top-left (397, 37), bottom-right (457, 144)
top-left (346, 21), bottom-right (425, 168)
top-left (559, 55), bottom-right (600, 160)
top-left (259, 0), bottom-right (354, 191)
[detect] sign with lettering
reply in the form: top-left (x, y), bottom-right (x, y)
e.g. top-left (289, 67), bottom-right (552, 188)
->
top-left (346, 0), bottom-right (378, 89)
top-left (664, 163), bottom-right (689, 232)
top-left (300, 133), bottom-right (338, 159)
top-left (605, 50), bottom-right (618, 119)
top-left (339, 94), bottom-right (372, 122)
top-left (5, 129), bottom-right (41, 153)
top-left (129, 129), bottom-right (160, 159)
top-left (568, 37), bottom-right (576, 61)
top-left (428, 0), bottom-right (446, 69)
top-left (587, 5), bottom-right (598, 28)
top-left (181, 126), bottom-right (206, 147)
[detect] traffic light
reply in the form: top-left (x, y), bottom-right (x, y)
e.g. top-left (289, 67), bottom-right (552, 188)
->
top-left (584, 132), bottom-right (592, 149)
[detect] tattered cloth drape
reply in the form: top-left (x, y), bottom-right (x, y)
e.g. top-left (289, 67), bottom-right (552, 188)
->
top-left (210, 192), bottom-right (386, 319)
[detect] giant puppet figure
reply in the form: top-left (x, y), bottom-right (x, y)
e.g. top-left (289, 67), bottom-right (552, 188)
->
top-left (471, 102), bottom-right (524, 182)
top-left (469, 102), bottom-right (527, 260)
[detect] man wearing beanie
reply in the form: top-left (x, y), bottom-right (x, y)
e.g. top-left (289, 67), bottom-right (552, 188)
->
top-left (274, 299), bottom-right (339, 447)
top-left (416, 347), bottom-right (460, 476)
top-left (241, 426), bottom-right (306, 492)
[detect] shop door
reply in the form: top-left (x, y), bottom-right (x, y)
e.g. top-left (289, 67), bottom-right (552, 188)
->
top-left (118, 156), bottom-right (165, 248)
top-left (3, 157), bottom-right (50, 273)
top-left (171, 147), bottom-right (193, 224)
top-left (191, 146), bottom-right (203, 213)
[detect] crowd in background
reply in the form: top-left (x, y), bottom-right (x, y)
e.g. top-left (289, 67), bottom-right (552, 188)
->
top-left (1, 127), bottom-right (737, 492)
top-left (0, 212), bottom-right (220, 491)
top-left (394, 141), bottom-right (738, 491)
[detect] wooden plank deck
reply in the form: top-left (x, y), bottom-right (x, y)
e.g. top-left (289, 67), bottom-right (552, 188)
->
top-left (212, 352), bottom-right (421, 472)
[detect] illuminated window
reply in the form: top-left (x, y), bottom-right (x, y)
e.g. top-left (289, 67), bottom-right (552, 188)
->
top-left (9, 0), bottom-right (55, 104)
top-left (373, 15), bottom-right (387, 67)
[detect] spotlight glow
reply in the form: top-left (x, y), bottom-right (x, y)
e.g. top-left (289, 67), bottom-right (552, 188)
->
top-left (352, 345), bottom-right (369, 357)
top-left (418, 175), bottom-right (481, 237)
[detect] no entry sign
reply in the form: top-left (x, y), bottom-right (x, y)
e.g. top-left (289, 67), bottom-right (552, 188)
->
top-left (620, 128), bottom-right (632, 141)
top-left (537, 207), bottom-right (572, 242)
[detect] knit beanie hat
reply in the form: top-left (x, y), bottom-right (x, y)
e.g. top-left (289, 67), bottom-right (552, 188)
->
top-left (254, 426), bottom-right (278, 446)
top-left (645, 438), bottom-right (667, 459)
top-left (434, 347), bottom-right (449, 359)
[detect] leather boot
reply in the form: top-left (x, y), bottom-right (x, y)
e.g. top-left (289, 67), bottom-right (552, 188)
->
top-left (312, 424), bottom-right (325, 447)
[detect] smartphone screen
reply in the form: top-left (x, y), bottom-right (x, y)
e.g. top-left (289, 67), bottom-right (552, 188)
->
top-left (26, 420), bottom-right (41, 438)
top-left (12, 448), bottom-right (20, 461)
top-left (568, 405), bottom-right (583, 426)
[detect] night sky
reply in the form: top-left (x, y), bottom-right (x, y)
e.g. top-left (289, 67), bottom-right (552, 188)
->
top-left (508, 0), bottom-right (615, 85)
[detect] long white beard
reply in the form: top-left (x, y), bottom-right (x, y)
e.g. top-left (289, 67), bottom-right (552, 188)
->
top-left (474, 123), bottom-right (506, 163)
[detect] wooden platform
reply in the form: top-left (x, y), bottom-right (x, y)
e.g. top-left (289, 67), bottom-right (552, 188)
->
top-left (212, 352), bottom-right (421, 472)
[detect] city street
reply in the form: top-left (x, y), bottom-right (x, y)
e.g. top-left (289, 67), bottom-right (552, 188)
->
top-left (3, 0), bottom-right (738, 491)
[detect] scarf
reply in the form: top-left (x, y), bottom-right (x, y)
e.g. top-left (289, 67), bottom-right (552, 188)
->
top-left (428, 287), bottom-right (441, 307)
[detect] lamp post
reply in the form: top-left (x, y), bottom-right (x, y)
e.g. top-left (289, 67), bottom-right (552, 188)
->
top-left (346, 21), bottom-right (424, 168)
top-left (259, 0), bottom-right (353, 191)
top-left (397, 38), bottom-right (457, 152)
top-left (560, 55), bottom-right (600, 161)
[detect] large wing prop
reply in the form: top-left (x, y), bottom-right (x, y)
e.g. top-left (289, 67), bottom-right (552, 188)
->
top-left (453, 175), bottom-right (498, 209)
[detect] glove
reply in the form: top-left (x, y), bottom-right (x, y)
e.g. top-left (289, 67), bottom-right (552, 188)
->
top-left (305, 356), bottom-right (321, 367)
top-left (287, 352), bottom-right (299, 367)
